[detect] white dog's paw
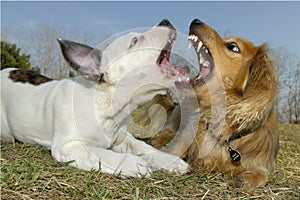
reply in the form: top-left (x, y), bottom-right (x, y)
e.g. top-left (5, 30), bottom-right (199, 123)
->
top-left (165, 157), bottom-right (190, 174)
top-left (116, 162), bottom-right (153, 178)
top-left (117, 166), bottom-right (152, 178)
top-left (142, 152), bottom-right (189, 174)
top-left (100, 154), bottom-right (153, 178)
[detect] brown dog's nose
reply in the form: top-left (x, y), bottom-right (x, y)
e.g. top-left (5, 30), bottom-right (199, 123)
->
top-left (190, 18), bottom-right (204, 28)
top-left (158, 19), bottom-right (175, 30)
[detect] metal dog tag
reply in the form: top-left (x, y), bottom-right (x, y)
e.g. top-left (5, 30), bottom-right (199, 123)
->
top-left (228, 147), bottom-right (241, 163)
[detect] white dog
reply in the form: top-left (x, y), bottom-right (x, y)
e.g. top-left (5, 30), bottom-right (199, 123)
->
top-left (1, 20), bottom-right (190, 177)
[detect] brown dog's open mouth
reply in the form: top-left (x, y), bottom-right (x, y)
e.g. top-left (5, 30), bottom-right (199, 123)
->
top-left (156, 33), bottom-right (214, 88)
top-left (187, 34), bottom-right (214, 86)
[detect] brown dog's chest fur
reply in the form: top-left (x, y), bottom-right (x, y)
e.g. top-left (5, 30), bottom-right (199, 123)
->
top-left (187, 93), bottom-right (279, 187)
top-left (188, 131), bottom-right (243, 174)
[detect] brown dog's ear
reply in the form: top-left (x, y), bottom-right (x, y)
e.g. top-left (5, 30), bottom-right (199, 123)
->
top-left (233, 44), bottom-right (270, 94)
top-left (233, 60), bottom-right (252, 94)
top-left (250, 44), bottom-right (276, 87)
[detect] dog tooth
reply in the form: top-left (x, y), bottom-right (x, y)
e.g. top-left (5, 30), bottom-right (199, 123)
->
top-left (200, 59), bottom-right (204, 64)
top-left (199, 40), bottom-right (203, 47)
top-left (197, 41), bottom-right (203, 52)
top-left (188, 43), bottom-right (192, 49)
top-left (171, 33), bottom-right (176, 39)
top-left (197, 44), bottom-right (200, 52)
top-left (205, 49), bottom-right (208, 54)
top-left (199, 53), bottom-right (203, 61)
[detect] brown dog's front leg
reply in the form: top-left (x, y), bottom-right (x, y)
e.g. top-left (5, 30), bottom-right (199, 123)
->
top-left (233, 170), bottom-right (268, 189)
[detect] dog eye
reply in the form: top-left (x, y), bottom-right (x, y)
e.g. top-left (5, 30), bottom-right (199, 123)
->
top-left (226, 42), bottom-right (240, 53)
top-left (130, 37), bottom-right (138, 48)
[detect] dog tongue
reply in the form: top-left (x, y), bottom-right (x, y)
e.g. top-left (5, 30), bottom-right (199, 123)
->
top-left (161, 55), bottom-right (171, 67)
top-left (177, 66), bottom-right (190, 76)
top-left (173, 65), bottom-right (190, 81)
top-left (160, 56), bottom-right (190, 81)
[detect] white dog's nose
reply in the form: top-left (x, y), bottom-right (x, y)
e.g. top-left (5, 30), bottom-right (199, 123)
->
top-left (157, 19), bottom-right (175, 30)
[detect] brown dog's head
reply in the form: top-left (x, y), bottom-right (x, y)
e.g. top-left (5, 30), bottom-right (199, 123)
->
top-left (188, 19), bottom-right (277, 95)
top-left (187, 18), bottom-right (278, 133)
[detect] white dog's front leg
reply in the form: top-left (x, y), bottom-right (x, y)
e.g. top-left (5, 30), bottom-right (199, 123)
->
top-left (52, 141), bottom-right (152, 177)
top-left (112, 134), bottom-right (189, 174)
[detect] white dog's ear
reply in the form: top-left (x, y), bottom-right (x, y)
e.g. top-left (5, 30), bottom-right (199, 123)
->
top-left (57, 38), bottom-right (103, 81)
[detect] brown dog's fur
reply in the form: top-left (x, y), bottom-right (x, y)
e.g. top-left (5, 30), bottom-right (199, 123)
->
top-left (185, 20), bottom-right (279, 189)
top-left (129, 19), bottom-right (279, 189)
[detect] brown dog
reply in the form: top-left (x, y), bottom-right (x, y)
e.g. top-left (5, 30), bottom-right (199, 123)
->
top-left (129, 19), bottom-right (279, 189)
top-left (186, 18), bottom-right (279, 189)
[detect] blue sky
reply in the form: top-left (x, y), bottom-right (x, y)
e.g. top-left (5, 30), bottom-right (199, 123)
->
top-left (1, 1), bottom-right (300, 58)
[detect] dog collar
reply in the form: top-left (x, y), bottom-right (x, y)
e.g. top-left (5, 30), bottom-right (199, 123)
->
top-left (225, 129), bottom-right (256, 163)
top-left (225, 128), bottom-right (256, 144)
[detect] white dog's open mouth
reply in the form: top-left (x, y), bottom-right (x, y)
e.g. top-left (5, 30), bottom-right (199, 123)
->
top-left (156, 37), bottom-right (191, 84)
top-left (156, 33), bottom-right (214, 88)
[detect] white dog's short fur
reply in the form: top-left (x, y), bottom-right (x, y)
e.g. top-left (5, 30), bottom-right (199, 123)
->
top-left (1, 20), bottom-right (189, 177)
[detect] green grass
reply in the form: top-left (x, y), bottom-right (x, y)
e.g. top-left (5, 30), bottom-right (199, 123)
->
top-left (1, 124), bottom-right (299, 199)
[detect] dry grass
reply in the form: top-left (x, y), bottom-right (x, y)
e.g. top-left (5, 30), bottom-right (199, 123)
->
top-left (1, 123), bottom-right (299, 199)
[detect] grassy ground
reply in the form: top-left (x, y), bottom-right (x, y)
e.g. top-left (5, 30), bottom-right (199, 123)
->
top-left (1, 123), bottom-right (299, 199)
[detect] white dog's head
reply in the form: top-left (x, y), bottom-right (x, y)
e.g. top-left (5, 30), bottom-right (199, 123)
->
top-left (58, 19), bottom-right (191, 86)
